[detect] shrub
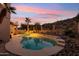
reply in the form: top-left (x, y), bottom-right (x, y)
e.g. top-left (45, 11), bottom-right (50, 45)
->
top-left (63, 29), bottom-right (76, 38)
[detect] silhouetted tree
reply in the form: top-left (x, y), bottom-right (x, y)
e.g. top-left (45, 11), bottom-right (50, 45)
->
top-left (34, 22), bottom-right (41, 32)
top-left (25, 17), bottom-right (31, 31)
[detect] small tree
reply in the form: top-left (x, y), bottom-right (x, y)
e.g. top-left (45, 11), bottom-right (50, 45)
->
top-left (34, 22), bottom-right (41, 32)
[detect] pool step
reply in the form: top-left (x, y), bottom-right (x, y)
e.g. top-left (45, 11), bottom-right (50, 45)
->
top-left (57, 39), bottom-right (65, 47)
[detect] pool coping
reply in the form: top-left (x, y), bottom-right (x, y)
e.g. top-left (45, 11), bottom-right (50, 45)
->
top-left (5, 33), bottom-right (65, 56)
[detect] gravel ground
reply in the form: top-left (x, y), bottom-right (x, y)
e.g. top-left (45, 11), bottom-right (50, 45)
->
top-left (54, 37), bottom-right (79, 56)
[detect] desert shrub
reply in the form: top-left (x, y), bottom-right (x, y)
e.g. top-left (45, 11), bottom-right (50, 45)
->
top-left (63, 28), bottom-right (76, 38)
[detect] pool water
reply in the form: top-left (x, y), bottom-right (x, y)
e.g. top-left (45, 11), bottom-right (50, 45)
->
top-left (21, 37), bottom-right (57, 50)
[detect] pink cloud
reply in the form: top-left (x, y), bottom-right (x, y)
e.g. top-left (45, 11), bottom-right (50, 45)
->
top-left (11, 5), bottom-right (78, 25)
top-left (14, 5), bottom-right (76, 16)
top-left (11, 17), bottom-right (26, 23)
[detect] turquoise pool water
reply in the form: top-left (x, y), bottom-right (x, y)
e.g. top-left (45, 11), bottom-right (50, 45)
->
top-left (21, 37), bottom-right (57, 50)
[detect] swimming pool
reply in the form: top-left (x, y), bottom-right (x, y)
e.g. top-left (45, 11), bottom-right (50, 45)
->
top-left (21, 37), bottom-right (57, 50)
top-left (5, 34), bottom-right (65, 55)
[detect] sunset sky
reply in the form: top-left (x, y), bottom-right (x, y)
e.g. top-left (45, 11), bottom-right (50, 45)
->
top-left (11, 3), bottom-right (79, 25)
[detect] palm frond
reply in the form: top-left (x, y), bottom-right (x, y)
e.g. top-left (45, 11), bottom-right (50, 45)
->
top-left (3, 3), bottom-right (16, 14)
top-left (11, 10), bottom-right (16, 14)
top-left (25, 17), bottom-right (31, 22)
top-left (9, 7), bottom-right (16, 10)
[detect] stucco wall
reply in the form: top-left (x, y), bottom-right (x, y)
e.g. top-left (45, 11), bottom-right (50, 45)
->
top-left (0, 4), bottom-right (10, 42)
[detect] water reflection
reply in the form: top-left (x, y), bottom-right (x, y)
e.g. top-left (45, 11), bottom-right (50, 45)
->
top-left (21, 37), bottom-right (57, 50)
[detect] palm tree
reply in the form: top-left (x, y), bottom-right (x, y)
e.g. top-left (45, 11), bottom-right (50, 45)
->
top-left (25, 17), bottom-right (31, 32)
top-left (0, 3), bottom-right (16, 23)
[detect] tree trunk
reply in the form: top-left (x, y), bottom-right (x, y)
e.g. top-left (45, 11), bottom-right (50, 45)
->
top-left (27, 23), bottom-right (29, 32)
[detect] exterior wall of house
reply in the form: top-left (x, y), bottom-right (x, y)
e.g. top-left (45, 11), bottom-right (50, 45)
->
top-left (10, 23), bottom-right (17, 35)
top-left (0, 4), bottom-right (10, 42)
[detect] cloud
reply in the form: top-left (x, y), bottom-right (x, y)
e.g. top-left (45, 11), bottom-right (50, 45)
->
top-left (13, 5), bottom-right (76, 16)
top-left (35, 14), bottom-right (64, 19)
top-left (11, 4), bottom-right (78, 25)
top-left (11, 17), bottom-right (26, 24)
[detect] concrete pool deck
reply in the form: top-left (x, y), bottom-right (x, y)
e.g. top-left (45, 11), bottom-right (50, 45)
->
top-left (5, 33), bottom-right (65, 56)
